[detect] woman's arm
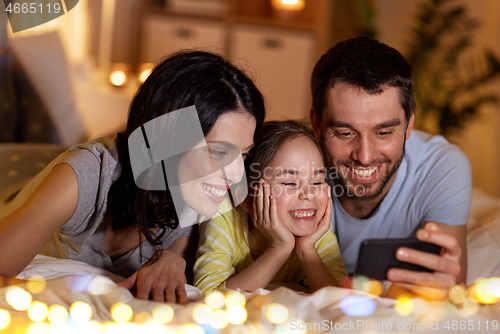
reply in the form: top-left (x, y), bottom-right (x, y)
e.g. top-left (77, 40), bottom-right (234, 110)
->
top-left (0, 164), bottom-right (78, 276)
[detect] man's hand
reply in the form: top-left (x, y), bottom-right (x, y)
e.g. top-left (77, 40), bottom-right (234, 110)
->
top-left (386, 222), bottom-right (465, 300)
top-left (117, 249), bottom-right (189, 304)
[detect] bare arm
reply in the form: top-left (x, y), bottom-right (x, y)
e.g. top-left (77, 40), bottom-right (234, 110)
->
top-left (0, 164), bottom-right (78, 276)
top-left (296, 248), bottom-right (341, 292)
top-left (225, 245), bottom-right (292, 291)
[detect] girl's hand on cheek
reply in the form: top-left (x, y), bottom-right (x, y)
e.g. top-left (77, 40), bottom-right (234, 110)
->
top-left (295, 186), bottom-right (332, 252)
top-left (252, 179), bottom-right (295, 251)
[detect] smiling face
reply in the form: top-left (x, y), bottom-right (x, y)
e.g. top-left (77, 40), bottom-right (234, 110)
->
top-left (262, 136), bottom-right (329, 237)
top-left (315, 82), bottom-right (414, 202)
top-left (177, 111), bottom-right (256, 217)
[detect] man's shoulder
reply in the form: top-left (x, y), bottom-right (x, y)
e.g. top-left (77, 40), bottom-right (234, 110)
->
top-left (406, 130), bottom-right (469, 169)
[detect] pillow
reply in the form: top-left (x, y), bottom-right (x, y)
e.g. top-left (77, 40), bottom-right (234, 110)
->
top-left (0, 143), bottom-right (66, 195)
top-left (9, 31), bottom-right (86, 145)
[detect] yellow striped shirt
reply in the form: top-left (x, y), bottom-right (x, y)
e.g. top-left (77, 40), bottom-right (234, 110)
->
top-left (194, 206), bottom-right (348, 295)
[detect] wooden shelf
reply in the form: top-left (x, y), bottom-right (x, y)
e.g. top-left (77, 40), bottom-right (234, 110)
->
top-left (143, 5), bottom-right (226, 22)
top-left (234, 15), bottom-right (316, 32)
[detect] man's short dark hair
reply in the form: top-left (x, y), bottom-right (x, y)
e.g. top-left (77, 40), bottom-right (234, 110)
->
top-left (311, 37), bottom-right (416, 124)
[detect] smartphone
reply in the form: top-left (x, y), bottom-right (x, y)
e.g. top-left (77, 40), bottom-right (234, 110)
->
top-left (354, 238), bottom-right (442, 281)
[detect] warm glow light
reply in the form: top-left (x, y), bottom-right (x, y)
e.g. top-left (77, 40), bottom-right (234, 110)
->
top-left (205, 291), bottom-right (225, 309)
top-left (110, 71), bottom-right (127, 86)
top-left (210, 309), bottom-right (228, 329)
top-left (179, 323), bottom-right (205, 334)
top-left (27, 276), bottom-right (47, 294)
top-left (6, 287), bottom-right (32, 311)
top-left (192, 304), bottom-right (213, 324)
top-left (470, 278), bottom-right (500, 304)
top-left (111, 303), bottom-right (133, 323)
top-left (70, 301), bottom-right (93, 323)
top-left (27, 322), bottom-right (50, 334)
top-left (266, 304), bottom-right (288, 324)
top-left (48, 305), bottom-right (69, 324)
top-left (225, 291), bottom-right (246, 308)
top-left (363, 279), bottom-right (383, 296)
top-left (0, 309), bottom-right (11, 330)
top-left (48, 323), bottom-right (71, 334)
top-left (449, 284), bottom-right (467, 304)
top-left (395, 296), bottom-right (414, 316)
top-left (271, 0), bottom-right (305, 11)
top-left (28, 302), bottom-right (48, 322)
top-left (226, 305), bottom-right (247, 325)
top-left (461, 297), bottom-right (480, 316)
top-left (139, 69), bottom-right (152, 83)
top-left (152, 305), bottom-right (174, 324)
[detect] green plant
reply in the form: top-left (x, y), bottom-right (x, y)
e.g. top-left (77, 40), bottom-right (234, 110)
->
top-left (405, 0), bottom-right (500, 136)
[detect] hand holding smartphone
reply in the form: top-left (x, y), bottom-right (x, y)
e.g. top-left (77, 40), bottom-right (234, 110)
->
top-left (355, 238), bottom-right (442, 281)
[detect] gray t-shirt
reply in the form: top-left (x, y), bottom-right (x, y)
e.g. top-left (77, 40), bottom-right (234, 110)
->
top-left (0, 138), bottom-right (192, 278)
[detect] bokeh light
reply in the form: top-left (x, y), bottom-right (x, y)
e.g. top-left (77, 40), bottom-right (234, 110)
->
top-left (28, 301), bottom-right (48, 322)
top-left (70, 301), bottom-right (92, 323)
top-left (339, 295), bottom-right (376, 316)
top-left (26, 322), bottom-right (50, 334)
top-left (266, 304), bottom-right (288, 324)
top-left (210, 309), bottom-right (228, 329)
top-left (179, 323), bottom-right (205, 334)
top-left (469, 278), bottom-right (500, 304)
top-left (48, 305), bottom-right (69, 325)
top-left (48, 323), bottom-right (71, 334)
top-left (225, 291), bottom-right (246, 308)
top-left (0, 309), bottom-right (11, 330)
top-left (395, 296), bottom-right (414, 316)
top-left (226, 305), bottom-right (247, 325)
top-left (6, 286), bottom-right (32, 311)
top-left (27, 276), bottom-right (47, 294)
top-left (110, 71), bottom-right (127, 87)
top-left (205, 291), bottom-right (225, 309)
top-left (449, 284), bottom-right (467, 304)
top-left (111, 303), bottom-right (133, 323)
top-left (192, 304), bottom-right (213, 324)
top-left (461, 297), bottom-right (480, 316)
top-left (152, 305), bottom-right (174, 324)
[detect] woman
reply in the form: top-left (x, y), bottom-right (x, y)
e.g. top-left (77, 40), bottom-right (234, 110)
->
top-left (0, 51), bottom-right (265, 303)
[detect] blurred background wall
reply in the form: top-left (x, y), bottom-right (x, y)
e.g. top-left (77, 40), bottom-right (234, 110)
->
top-left (2, 0), bottom-right (500, 196)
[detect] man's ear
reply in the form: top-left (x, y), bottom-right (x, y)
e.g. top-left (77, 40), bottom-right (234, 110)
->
top-left (405, 112), bottom-right (415, 140)
top-left (310, 108), bottom-right (321, 139)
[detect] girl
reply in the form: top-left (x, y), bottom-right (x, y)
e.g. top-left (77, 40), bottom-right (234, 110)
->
top-left (194, 121), bottom-right (348, 295)
top-left (0, 51), bottom-right (265, 303)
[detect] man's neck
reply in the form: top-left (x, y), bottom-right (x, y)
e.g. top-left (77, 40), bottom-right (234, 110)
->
top-left (337, 172), bottom-right (397, 219)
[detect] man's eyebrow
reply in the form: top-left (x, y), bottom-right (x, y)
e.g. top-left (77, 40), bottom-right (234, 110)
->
top-left (374, 118), bottom-right (401, 129)
top-left (327, 120), bottom-right (352, 128)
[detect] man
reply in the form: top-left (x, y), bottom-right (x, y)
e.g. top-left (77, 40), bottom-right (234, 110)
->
top-left (310, 37), bottom-right (471, 294)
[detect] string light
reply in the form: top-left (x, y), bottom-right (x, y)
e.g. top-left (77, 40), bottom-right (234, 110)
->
top-left (111, 303), bottom-right (133, 323)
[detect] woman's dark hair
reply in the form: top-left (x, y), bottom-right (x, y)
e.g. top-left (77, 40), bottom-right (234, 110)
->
top-left (241, 120), bottom-right (321, 232)
top-left (106, 50), bottom-right (265, 247)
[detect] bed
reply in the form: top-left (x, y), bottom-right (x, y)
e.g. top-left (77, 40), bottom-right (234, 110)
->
top-left (0, 142), bottom-right (499, 333)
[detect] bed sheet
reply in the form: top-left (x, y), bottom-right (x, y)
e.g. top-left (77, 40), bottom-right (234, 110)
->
top-left (0, 254), bottom-right (498, 334)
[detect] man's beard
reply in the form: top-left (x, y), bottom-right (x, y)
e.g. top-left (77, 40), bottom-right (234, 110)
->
top-left (323, 140), bottom-right (406, 202)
